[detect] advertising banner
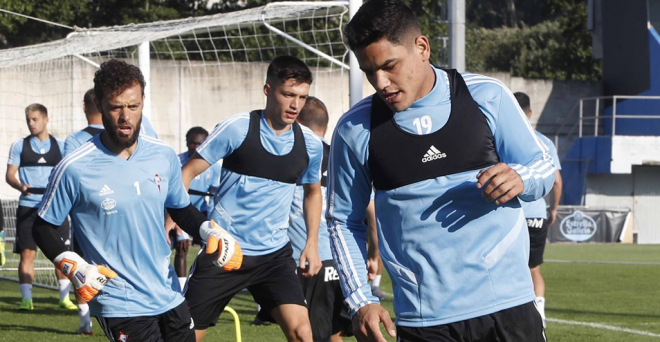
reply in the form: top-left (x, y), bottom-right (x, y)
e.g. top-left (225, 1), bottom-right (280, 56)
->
top-left (548, 207), bottom-right (631, 243)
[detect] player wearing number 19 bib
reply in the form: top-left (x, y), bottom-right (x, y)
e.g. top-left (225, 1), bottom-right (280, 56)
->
top-left (327, 1), bottom-right (554, 341)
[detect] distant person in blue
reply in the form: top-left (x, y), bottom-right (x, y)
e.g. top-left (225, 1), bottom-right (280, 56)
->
top-left (62, 88), bottom-right (105, 335)
top-left (181, 55), bottom-right (324, 342)
top-left (515, 91), bottom-right (563, 328)
top-left (5, 103), bottom-right (76, 312)
top-left (64, 89), bottom-right (104, 156)
top-left (326, 1), bottom-right (555, 341)
top-left (281, 96), bottom-right (353, 341)
top-left (32, 59), bottom-right (242, 342)
top-left (169, 126), bottom-right (221, 290)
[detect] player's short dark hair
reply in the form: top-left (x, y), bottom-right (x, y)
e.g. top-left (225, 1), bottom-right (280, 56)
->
top-left (514, 92), bottom-right (531, 113)
top-left (186, 126), bottom-right (209, 142)
top-left (83, 88), bottom-right (99, 114)
top-left (94, 59), bottom-right (146, 103)
top-left (25, 103), bottom-right (47, 117)
top-left (345, 0), bottom-right (421, 51)
top-left (297, 96), bottom-right (328, 131)
top-left (266, 56), bottom-right (313, 86)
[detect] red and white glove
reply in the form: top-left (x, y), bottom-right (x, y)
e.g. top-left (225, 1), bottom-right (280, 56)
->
top-left (199, 220), bottom-right (243, 271)
top-left (54, 251), bottom-right (117, 302)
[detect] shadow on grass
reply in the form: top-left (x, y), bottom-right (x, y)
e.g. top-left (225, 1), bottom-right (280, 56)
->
top-left (548, 308), bottom-right (660, 320)
top-left (0, 323), bottom-right (76, 335)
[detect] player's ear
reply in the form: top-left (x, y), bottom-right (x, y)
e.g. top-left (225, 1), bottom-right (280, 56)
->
top-left (414, 35), bottom-right (431, 62)
top-left (263, 83), bottom-right (271, 96)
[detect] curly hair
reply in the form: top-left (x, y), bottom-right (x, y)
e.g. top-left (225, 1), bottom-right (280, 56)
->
top-left (344, 0), bottom-right (421, 51)
top-left (93, 59), bottom-right (146, 103)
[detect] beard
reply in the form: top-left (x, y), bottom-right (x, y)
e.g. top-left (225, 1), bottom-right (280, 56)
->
top-left (102, 114), bottom-right (142, 149)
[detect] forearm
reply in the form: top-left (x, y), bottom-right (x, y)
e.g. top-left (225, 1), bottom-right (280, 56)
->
top-left (166, 204), bottom-right (207, 244)
top-left (6, 173), bottom-right (23, 192)
top-left (551, 171), bottom-right (563, 210)
top-left (303, 186), bottom-right (322, 249)
top-left (328, 219), bottom-right (378, 314)
top-left (32, 217), bottom-right (69, 262)
top-left (365, 200), bottom-right (379, 260)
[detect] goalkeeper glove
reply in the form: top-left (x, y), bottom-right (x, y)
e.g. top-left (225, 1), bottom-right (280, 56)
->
top-left (54, 251), bottom-right (117, 302)
top-left (199, 220), bottom-right (243, 271)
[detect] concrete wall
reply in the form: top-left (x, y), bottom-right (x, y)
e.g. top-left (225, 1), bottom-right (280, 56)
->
top-left (0, 62), bottom-right (598, 198)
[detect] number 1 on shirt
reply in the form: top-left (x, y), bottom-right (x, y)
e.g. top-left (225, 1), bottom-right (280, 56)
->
top-left (134, 181), bottom-right (141, 196)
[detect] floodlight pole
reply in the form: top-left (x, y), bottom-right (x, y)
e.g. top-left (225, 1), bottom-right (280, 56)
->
top-left (448, 0), bottom-right (466, 72)
top-left (139, 41), bottom-right (152, 119)
top-left (349, 0), bottom-right (363, 107)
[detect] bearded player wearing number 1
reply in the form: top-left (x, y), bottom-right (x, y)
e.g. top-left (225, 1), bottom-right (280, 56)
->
top-left (32, 59), bottom-right (243, 342)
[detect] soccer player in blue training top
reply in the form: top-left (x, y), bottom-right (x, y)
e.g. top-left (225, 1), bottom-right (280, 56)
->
top-left (62, 88), bottom-right (105, 335)
top-left (32, 59), bottom-right (243, 342)
top-left (515, 91), bottom-right (563, 328)
top-left (64, 89), bottom-right (104, 156)
top-left (181, 55), bottom-right (324, 342)
top-left (260, 96), bottom-right (353, 341)
top-left (169, 126), bottom-right (221, 290)
top-left (326, 1), bottom-right (556, 341)
top-left (5, 103), bottom-right (76, 311)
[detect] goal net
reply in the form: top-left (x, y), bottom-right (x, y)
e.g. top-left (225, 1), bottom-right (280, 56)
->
top-left (0, 1), bottom-right (351, 288)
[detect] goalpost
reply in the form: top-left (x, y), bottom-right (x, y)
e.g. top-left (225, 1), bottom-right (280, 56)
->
top-left (0, 1), bottom-right (355, 289)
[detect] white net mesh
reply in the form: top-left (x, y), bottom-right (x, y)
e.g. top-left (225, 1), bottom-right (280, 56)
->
top-left (0, 1), bottom-right (351, 288)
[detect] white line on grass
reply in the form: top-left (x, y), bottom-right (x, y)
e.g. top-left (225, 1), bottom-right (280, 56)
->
top-left (548, 318), bottom-right (660, 337)
top-left (546, 259), bottom-right (660, 265)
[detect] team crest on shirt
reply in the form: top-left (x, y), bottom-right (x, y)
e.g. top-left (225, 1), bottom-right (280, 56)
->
top-left (117, 332), bottom-right (129, 341)
top-left (153, 174), bottom-right (162, 192)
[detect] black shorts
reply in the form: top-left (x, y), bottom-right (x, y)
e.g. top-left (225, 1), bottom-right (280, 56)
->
top-left (397, 301), bottom-right (546, 342)
top-left (527, 218), bottom-right (548, 268)
top-left (302, 260), bottom-right (352, 341)
top-left (185, 242), bottom-right (306, 329)
top-left (14, 206), bottom-right (70, 253)
top-left (96, 300), bottom-right (195, 342)
top-left (258, 259), bottom-right (353, 341)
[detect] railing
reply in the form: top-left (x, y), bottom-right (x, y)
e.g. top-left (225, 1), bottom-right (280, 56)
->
top-left (554, 95), bottom-right (660, 154)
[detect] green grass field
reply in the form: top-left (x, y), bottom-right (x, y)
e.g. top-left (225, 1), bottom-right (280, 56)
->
top-left (0, 244), bottom-right (659, 341)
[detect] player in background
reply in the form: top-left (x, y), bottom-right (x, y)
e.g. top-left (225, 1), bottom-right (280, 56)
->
top-left (514, 91), bottom-right (563, 328)
top-left (364, 200), bottom-right (386, 301)
top-left (64, 89), bottom-right (104, 156)
top-left (32, 59), bottom-right (243, 342)
top-left (5, 103), bottom-right (76, 311)
top-left (181, 55), bottom-right (324, 342)
top-left (168, 126), bottom-right (221, 290)
top-left (285, 97), bottom-right (353, 341)
top-left (327, 1), bottom-right (554, 341)
top-left (62, 88), bottom-right (105, 335)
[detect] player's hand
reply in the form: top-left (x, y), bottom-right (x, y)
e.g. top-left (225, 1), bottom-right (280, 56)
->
top-left (20, 184), bottom-right (31, 196)
top-left (199, 220), bottom-right (243, 271)
top-left (299, 246), bottom-right (322, 278)
top-left (164, 215), bottom-right (177, 245)
top-left (366, 255), bottom-right (379, 281)
top-left (476, 163), bottom-right (524, 205)
top-left (54, 251), bottom-right (117, 302)
top-left (352, 304), bottom-right (396, 342)
top-left (548, 208), bottom-right (558, 226)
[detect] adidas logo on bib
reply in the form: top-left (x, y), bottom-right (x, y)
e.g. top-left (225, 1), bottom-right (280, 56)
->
top-left (37, 157), bottom-right (47, 164)
top-left (422, 145), bottom-right (447, 163)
